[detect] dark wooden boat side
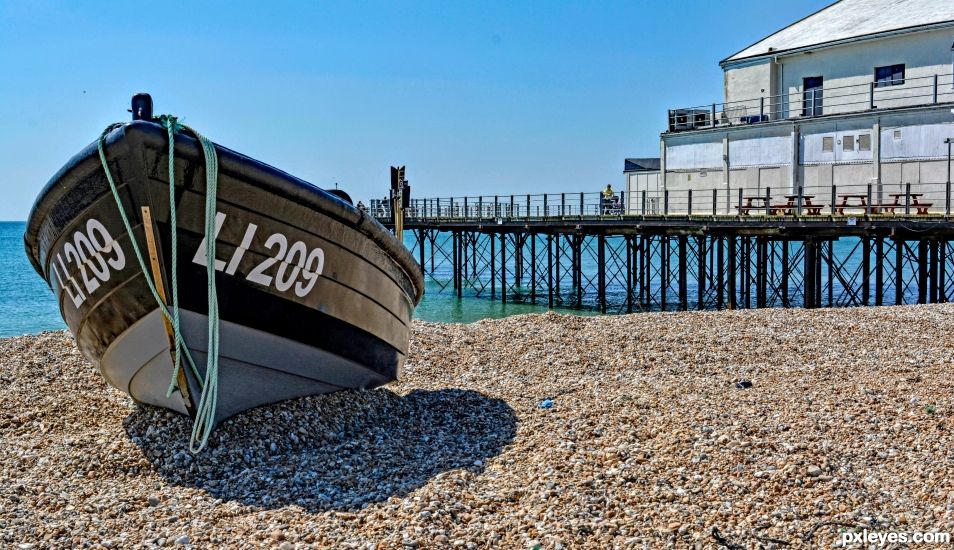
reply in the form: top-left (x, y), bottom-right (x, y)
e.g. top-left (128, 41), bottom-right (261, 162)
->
top-left (26, 122), bottom-right (423, 304)
top-left (23, 121), bottom-right (424, 423)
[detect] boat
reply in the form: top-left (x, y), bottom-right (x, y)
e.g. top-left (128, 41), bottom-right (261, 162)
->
top-left (23, 94), bottom-right (424, 450)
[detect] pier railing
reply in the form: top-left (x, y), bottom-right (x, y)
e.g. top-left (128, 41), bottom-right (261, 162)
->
top-left (667, 72), bottom-right (954, 132)
top-left (369, 180), bottom-right (953, 223)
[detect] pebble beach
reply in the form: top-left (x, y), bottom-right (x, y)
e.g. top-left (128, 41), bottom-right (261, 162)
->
top-left (2, 304), bottom-right (954, 549)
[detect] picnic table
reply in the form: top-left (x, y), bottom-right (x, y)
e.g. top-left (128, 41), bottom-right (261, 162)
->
top-left (735, 194), bottom-right (821, 215)
top-left (734, 196), bottom-right (767, 215)
top-left (742, 196), bottom-right (767, 206)
top-left (835, 192), bottom-right (933, 215)
top-left (835, 194), bottom-right (870, 215)
top-left (889, 192), bottom-right (924, 201)
top-left (886, 193), bottom-right (932, 214)
top-left (778, 195), bottom-right (822, 215)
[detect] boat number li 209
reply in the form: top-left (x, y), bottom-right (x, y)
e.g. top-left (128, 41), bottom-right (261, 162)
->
top-left (52, 218), bottom-right (127, 308)
top-left (192, 212), bottom-right (326, 298)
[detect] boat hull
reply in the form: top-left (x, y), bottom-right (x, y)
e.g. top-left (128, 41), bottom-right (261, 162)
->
top-left (24, 121), bottom-right (423, 425)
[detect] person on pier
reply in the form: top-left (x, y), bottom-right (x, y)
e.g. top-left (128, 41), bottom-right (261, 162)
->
top-left (602, 184), bottom-right (620, 214)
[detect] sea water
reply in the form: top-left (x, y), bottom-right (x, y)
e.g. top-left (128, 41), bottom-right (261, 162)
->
top-left (0, 221), bottom-right (918, 337)
top-left (0, 222), bottom-right (66, 337)
top-left (0, 221), bottom-right (562, 338)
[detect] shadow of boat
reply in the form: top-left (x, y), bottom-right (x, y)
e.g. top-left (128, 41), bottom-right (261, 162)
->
top-left (123, 388), bottom-right (517, 512)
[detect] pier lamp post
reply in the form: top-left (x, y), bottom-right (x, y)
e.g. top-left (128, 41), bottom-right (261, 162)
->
top-left (946, 138), bottom-right (953, 216)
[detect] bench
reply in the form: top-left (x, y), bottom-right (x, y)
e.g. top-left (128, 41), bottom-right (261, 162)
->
top-left (871, 203), bottom-right (933, 215)
top-left (768, 204), bottom-right (823, 215)
top-left (733, 205), bottom-right (762, 216)
top-left (837, 203), bottom-right (934, 215)
top-left (736, 204), bottom-right (823, 216)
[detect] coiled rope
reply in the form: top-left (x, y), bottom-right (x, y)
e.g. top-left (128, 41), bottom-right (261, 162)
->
top-left (97, 118), bottom-right (221, 452)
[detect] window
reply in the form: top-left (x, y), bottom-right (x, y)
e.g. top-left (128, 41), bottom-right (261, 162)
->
top-left (893, 129), bottom-right (902, 140)
top-left (802, 76), bottom-right (823, 116)
top-left (843, 135), bottom-right (855, 151)
top-left (858, 134), bottom-right (871, 151)
top-left (875, 64), bottom-right (905, 87)
top-left (822, 136), bottom-right (834, 152)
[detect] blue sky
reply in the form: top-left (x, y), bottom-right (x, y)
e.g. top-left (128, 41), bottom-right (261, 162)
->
top-left (0, 0), bottom-right (829, 220)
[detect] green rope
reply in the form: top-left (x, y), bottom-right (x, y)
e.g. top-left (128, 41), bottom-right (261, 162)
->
top-left (98, 120), bottom-right (222, 453)
top-left (97, 124), bottom-right (201, 383)
top-left (185, 125), bottom-right (221, 454)
top-left (158, 116), bottom-right (186, 398)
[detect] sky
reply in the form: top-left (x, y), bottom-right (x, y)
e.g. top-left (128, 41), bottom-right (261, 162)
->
top-left (0, 0), bottom-right (830, 220)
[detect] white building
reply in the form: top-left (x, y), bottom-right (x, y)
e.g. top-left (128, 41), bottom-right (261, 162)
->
top-left (623, 158), bottom-right (660, 214)
top-left (655, 0), bottom-right (954, 213)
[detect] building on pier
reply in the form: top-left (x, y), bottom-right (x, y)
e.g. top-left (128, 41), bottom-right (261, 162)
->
top-left (374, 1), bottom-right (954, 316)
top-left (623, 158), bottom-right (660, 214)
top-left (657, 0), bottom-right (954, 213)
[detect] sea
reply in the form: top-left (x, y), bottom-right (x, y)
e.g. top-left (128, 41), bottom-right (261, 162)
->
top-left (0, 221), bottom-right (574, 338)
top-left (0, 222), bottom-right (67, 337)
top-left (0, 221), bottom-right (917, 338)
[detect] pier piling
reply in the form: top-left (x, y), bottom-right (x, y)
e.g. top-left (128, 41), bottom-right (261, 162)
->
top-left (393, 208), bottom-right (952, 314)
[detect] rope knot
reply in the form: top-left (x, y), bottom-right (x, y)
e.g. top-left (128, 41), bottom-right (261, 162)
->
top-left (157, 114), bottom-right (184, 135)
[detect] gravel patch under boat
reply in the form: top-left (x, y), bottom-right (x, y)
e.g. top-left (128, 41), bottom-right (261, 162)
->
top-left (2, 304), bottom-right (953, 548)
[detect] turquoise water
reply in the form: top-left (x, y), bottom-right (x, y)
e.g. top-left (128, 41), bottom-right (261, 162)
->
top-left (0, 221), bottom-right (555, 338)
top-left (0, 222), bottom-right (67, 337)
top-left (414, 278), bottom-right (588, 323)
top-left (0, 221), bottom-right (919, 337)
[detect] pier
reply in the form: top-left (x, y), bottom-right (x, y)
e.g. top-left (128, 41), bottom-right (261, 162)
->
top-left (372, 181), bottom-right (954, 313)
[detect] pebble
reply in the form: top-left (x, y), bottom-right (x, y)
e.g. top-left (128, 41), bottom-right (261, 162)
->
top-left (1, 304), bottom-right (953, 547)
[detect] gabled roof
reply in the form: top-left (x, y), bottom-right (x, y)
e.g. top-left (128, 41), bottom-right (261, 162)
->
top-left (624, 158), bottom-right (660, 173)
top-left (722, 0), bottom-right (954, 65)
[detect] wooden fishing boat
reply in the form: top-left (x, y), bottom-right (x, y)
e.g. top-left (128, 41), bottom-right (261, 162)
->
top-left (24, 95), bottom-right (423, 448)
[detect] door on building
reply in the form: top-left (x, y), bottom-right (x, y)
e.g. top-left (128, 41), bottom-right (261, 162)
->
top-left (802, 77), bottom-right (823, 116)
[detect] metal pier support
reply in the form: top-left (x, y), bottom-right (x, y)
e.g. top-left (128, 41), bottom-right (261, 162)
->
top-left (400, 219), bottom-right (949, 315)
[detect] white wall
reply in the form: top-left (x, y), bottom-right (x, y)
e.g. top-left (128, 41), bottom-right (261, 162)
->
top-left (729, 130), bottom-right (792, 167)
top-left (777, 28), bottom-right (954, 116)
top-left (665, 133), bottom-right (723, 170)
top-left (723, 27), bottom-right (954, 117)
top-left (724, 60), bottom-right (778, 117)
top-left (881, 122), bottom-right (954, 159)
top-left (800, 118), bottom-right (875, 163)
top-left (625, 171), bottom-right (661, 214)
top-left (660, 107), bottom-right (954, 201)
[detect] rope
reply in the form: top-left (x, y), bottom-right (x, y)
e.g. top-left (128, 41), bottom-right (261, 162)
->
top-left (97, 124), bottom-right (201, 383)
top-left (185, 125), bottom-right (221, 453)
top-left (98, 119), bottom-right (222, 453)
top-left (158, 116), bottom-right (186, 398)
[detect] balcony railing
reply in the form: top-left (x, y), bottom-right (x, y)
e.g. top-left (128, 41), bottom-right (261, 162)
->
top-left (668, 72), bottom-right (954, 132)
top-left (368, 180), bottom-right (953, 222)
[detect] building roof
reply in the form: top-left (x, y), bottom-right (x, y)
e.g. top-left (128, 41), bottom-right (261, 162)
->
top-left (624, 158), bottom-right (660, 172)
top-left (722, 0), bottom-right (954, 65)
